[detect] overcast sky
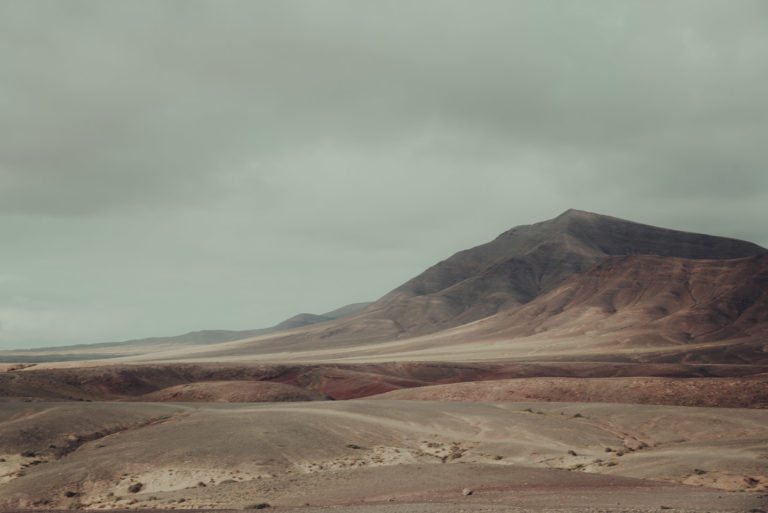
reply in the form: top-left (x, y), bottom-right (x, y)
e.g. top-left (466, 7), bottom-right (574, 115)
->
top-left (1, 0), bottom-right (767, 349)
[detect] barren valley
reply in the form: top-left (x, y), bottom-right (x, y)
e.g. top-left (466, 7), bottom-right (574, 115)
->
top-left (2, 211), bottom-right (767, 513)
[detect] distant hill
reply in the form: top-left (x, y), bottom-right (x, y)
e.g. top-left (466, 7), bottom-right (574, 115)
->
top-left (0, 301), bottom-right (372, 362)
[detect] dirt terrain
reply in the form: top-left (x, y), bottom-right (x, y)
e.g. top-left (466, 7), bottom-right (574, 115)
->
top-left (3, 361), bottom-right (767, 405)
top-left (2, 213), bottom-right (767, 512)
top-left (371, 375), bottom-right (768, 408)
top-left (1, 400), bottom-right (766, 512)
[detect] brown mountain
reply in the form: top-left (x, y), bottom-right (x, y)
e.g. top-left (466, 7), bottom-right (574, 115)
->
top-left (5, 210), bottom-right (764, 363)
top-left (134, 209), bottom-right (765, 360)
top-left (415, 252), bottom-right (768, 365)
top-left (370, 209), bottom-right (766, 336)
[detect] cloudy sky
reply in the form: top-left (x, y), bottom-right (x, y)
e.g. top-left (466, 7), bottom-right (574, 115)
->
top-left (1, 1), bottom-right (767, 349)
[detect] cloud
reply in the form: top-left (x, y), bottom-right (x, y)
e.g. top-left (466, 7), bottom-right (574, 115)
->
top-left (0, 1), bottom-right (766, 347)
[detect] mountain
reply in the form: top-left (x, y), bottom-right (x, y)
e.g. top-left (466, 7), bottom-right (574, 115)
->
top-left (370, 209), bottom-right (766, 335)
top-left (411, 252), bottom-right (768, 364)
top-left (126, 209), bottom-right (765, 362)
top-left (4, 210), bottom-right (765, 364)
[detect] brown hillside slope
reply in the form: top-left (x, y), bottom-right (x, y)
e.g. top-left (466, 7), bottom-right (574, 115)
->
top-left (371, 209), bottom-right (766, 335)
top-left (134, 252), bottom-right (768, 365)
top-left (453, 253), bottom-right (768, 362)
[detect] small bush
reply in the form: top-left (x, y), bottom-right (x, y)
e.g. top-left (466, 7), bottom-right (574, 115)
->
top-left (567, 450), bottom-right (577, 456)
top-left (573, 413), bottom-right (583, 418)
top-left (693, 468), bottom-right (707, 475)
top-left (346, 443), bottom-right (362, 449)
top-left (127, 482), bottom-right (143, 493)
top-left (246, 503), bottom-right (271, 509)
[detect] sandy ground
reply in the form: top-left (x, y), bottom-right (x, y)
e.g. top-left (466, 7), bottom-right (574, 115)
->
top-left (369, 376), bottom-right (768, 408)
top-left (1, 400), bottom-right (766, 512)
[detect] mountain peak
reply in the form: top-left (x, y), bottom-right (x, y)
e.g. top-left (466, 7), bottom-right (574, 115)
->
top-left (556, 208), bottom-right (594, 218)
top-left (552, 209), bottom-right (626, 225)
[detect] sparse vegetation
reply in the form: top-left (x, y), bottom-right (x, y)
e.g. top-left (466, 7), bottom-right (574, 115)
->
top-left (246, 502), bottom-right (271, 509)
top-left (572, 413), bottom-right (583, 418)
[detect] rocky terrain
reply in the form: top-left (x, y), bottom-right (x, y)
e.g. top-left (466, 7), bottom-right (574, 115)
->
top-left (1, 401), bottom-right (766, 511)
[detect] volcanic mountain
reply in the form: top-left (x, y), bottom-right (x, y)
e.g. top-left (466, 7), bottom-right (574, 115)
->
top-left (111, 209), bottom-right (766, 362)
top-left (370, 209), bottom-right (766, 335)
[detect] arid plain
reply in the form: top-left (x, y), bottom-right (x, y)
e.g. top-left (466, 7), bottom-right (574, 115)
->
top-left (2, 211), bottom-right (767, 512)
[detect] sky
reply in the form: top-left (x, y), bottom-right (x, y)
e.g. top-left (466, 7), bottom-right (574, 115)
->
top-left (1, 0), bottom-right (767, 349)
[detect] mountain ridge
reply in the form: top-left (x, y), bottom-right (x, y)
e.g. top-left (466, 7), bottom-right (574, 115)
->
top-left (2, 210), bottom-right (765, 363)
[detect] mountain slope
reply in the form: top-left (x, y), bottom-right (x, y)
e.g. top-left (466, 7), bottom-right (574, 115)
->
top-left (181, 252), bottom-right (768, 365)
top-left (409, 252), bottom-right (768, 364)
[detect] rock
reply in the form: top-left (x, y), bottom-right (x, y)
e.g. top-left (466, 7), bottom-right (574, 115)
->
top-left (462, 488), bottom-right (473, 496)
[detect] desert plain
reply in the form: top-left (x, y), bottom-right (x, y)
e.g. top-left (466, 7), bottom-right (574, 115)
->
top-left (1, 211), bottom-right (767, 513)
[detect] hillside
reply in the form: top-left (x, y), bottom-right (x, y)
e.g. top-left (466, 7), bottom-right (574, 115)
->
top-left (3, 210), bottom-right (765, 365)
top-left (371, 209), bottom-right (766, 335)
top-left (116, 210), bottom-right (766, 362)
